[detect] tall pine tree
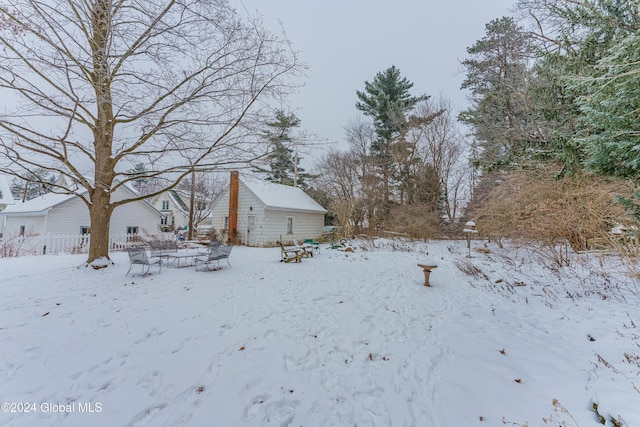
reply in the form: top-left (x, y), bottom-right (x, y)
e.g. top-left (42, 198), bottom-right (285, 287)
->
top-left (255, 110), bottom-right (310, 188)
top-left (459, 17), bottom-right (535, 171)
top-left (355, 66), bottom-right (428, 205)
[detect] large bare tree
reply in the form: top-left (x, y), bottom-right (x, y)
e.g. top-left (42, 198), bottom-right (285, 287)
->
top-left (0, 0), bottom-right (302, 264)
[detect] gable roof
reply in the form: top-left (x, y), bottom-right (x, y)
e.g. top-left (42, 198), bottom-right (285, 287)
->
top-left (0, 192), bottom-right (77, 214)
top-left (152, 190), bottom-right (188, 212)
top-left (0, 179), bottom-right (161, 216)
top-left (0, 175), bottom-right (16, 206)
top-left (241, 178), bottom-right (326, 213)
top-left (169, 190), bottom-right (190, 212)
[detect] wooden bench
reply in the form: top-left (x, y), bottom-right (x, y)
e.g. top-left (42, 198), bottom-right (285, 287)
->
top-left (278, 241), bottom-right (302, 263)
top-left (417, 263), bottom-right (438, 286)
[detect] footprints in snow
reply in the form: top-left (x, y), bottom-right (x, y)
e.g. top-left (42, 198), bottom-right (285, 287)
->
top-left (126, 403), bottom-right (167, 427)
top-left (134, 327), bottom-right (165, 344)
top-left (243, 391), bottom-right (300, 425)
top-left (137, 370), bottom-right (162, 397)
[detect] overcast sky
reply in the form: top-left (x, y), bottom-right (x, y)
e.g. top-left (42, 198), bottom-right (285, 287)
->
top-left (236, 0), bottom-right (515, 159)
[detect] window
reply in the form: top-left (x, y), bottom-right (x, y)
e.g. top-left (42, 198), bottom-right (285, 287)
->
top-left (19, 225), bottom-right (25, 237)
top-left (126, 226), bottom-right (139, 235)
top-left (224, 216), bottom-right (229, 231)
top-left (171, 216), bottom-right (175, 226)
top-left (286, 217), bottom-right (293, 234)
top-left (80, 226), bottom-right (91, 235)
top-left (161, 200), bottom-right (170, 210)
top-left (161, 216), bottom-right (168, 226)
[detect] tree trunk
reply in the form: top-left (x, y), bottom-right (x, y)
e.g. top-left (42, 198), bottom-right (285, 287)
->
top-left (87, 189), bottom-right (114, 263)
top-left (86, 0), bottom-right (116, 265)
top-left (188, 171), bottom-right (196, 240)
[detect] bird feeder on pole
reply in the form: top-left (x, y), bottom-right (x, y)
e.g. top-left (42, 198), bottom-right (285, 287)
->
top-left (463, 221), bottom-right (478, 258)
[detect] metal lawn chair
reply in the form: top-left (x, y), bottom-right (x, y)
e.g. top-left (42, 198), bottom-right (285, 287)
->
top-left (126, 246), bottom-right (162, 276)
top-left (194, 243), bottom-right (232, 271)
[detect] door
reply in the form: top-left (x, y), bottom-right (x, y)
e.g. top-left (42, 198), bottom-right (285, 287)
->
top-left (247, 215), bottom-right (256, 246)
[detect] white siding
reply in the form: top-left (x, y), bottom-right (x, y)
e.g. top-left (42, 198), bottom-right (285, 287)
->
top-left (236, 182), bottom-right (266, 246)
top-left (1, 187), bottom-right (161, 238)
top-left (111, 202), bottom-right (161, 236)
top-left (47, 196), bottom-right (91, 234)
top-left (263, 209), bottom-right (324, 246)
top-left (111, 186), bottom-right (161, 235)
top-left (2, 215), bottom-right (46, 236)
top-left (151, 194), bottom-right (189, 229)
top-left (209, 189), bottom-right (230, 240)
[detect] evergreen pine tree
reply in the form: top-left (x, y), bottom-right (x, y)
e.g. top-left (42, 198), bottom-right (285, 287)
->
top-left (255, 110), bottom-right (310, 188)
top-left (459, 17), bottom-right (534, 171)
top-left (126, 163), bottom-right (149, 193)
top-left (10, 169), bottom-right (55, 201)
top-left (355, 66), bottom-right (428, 205)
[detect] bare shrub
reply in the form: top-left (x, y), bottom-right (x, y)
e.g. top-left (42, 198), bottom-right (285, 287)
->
top-left (385, 203), bottom-right (440, 240)
top-left (609, 238), bottom-right (640, 282)
top-left (542, 399), bottom-right (579, 426)
top-left (0, 233), bottom-right (42, 257)
top-left (454, 258), bottom-right (486, 279)
top-left (331, 198), bottom-right (356, 239)
top-left (357, 237), bottom-right (430, 255)
top-left (468, 166), bottom-right (634, 254)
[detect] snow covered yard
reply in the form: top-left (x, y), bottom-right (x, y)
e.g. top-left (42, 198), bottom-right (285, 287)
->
top-left (1, 239), bottom-right (638, 426)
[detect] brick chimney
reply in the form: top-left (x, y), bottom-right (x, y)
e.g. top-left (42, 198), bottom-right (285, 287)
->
top-left (228, 171), bottom-right (239, 244)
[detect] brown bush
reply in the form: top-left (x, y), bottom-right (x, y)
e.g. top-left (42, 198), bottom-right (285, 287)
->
top-left (385, 203), bottom-right (441, 240)
top-left (467, 166), bottom-right (635, 252)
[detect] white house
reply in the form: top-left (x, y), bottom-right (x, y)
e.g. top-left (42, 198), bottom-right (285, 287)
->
top-left (151, 190), bottom-right (190, 232)
top-left (209, 173), bottom-right (326, 247)
top-left (0, 184), bottom-right (162, 239)
top-left (0, 174), bottom-right (16, 212)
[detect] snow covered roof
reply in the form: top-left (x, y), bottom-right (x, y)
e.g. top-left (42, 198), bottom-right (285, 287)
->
top-left (0, 192), bottom-right (78, 215)
top-left (242, 178), bottom-right (326, 213)
top-left (1, 177), bottom-right (160, 216)
top-left (0, 175), bottom-right (16, 206)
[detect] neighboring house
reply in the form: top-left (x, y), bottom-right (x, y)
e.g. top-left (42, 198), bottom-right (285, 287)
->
top-left (151, 190), bottom-right (190, 232)
top-left (0, 174), bottom-right (16, 212)
top-left (151, 189), bottom-right (214, 234)
top-left (210, 172), bottom-right (326, 247)
top-left (0, 183), bottom-right (162, 238)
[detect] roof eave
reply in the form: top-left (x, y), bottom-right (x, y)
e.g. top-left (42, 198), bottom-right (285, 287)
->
top-left (265, 206), bottom-right (327, 214)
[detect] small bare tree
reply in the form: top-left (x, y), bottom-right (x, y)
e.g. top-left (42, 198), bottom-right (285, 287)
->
top-left (343, 118), bottom-right (384, 230)
top-left (405, 96), bottom-right (468, 221)
top-left (0, 1), bottom-right (303, 265)
top-left (176, 171), bottom-right (225, 239)
top-left (315, 148), bottom-right (363, 233)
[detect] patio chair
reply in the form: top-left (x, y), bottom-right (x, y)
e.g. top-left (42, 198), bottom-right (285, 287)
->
top-left (149, 239), bottom-right (178, 258)
top-left (277, 241), bottom-right (302, 263)
top-left (194, 243), bottom-right (233, 271)
top-left (126, 246), bottom-right (162, 276)
top-left (163, 240), bottom-right (178, 253)
top-left (304, 238), bottom-right (320, 254)
top-left (204, 239), bottom-right (221, 255)
top-left (149, 240), bottom-right (163, 257)
top-left (292, 239), bottom-right (314, 258)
